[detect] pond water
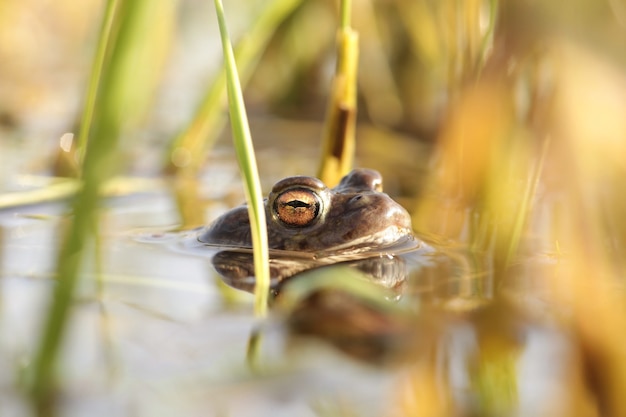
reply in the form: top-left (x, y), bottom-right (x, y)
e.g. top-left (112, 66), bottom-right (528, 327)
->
top-left (0, 122), bottom-right (585, 417)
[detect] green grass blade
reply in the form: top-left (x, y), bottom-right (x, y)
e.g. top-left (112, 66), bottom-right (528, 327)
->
top-left (28, 0), bottom-right (168, 408)
top-left (75, 0), bottom-right (121, 166)
top-left (340, 0), bottom-right (351, 28)
top-left (213, 0), bottom-right (270, 317)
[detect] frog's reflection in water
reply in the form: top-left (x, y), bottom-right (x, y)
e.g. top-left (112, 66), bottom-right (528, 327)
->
top-left (211, 249), bottom-right (409, 297)
top-left (199, 167), bottom-right (434, 362)
top-left (209, 244), bottom-right (448, 364)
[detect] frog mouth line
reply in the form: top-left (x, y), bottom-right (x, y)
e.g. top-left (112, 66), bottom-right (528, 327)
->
top-left (197, 227), bottom-right (425, 261)
top-left (171, 226), bottom-right (431, 292)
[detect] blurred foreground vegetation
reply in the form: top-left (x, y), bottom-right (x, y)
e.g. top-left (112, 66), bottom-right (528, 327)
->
top-left (1, 0), bottom-right (626, 416)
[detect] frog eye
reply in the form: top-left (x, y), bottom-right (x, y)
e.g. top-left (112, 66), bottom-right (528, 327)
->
top-left (273, 188), bottom-right (322, 227)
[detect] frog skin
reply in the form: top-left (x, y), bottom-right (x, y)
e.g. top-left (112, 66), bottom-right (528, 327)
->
top-left (198, 168), bottom-right (420, 290)
top-left (199, 168), bottom-right (414, 253)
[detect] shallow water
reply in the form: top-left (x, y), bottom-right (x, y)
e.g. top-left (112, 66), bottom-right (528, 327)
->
top-left (0, 129), bottom-right (584, 417)
top-left (0, 137), bottom-right (408, 416)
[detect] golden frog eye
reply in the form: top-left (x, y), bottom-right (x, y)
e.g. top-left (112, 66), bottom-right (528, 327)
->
top-left (273, 188), bottom-right (322, 227)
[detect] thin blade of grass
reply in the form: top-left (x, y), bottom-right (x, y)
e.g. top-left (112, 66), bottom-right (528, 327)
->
top-left (275, 266), bottom-right (401, 314)
top-left (213, 0), bottom-right (270, 317)
top-left (28, 0), bottom-right (168, 409)
top-left (0, 176), bottom-right (161, 210)
top-left (504, 136), bottom-right (550, 267)
top-left (75, 0), bottom-right (121, 167)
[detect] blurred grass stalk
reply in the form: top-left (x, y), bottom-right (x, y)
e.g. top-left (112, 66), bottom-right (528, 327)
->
top-left (410, 21), bottom-right (626, 412)
top-left (74, 0), bottom-right (121, 168)
top-left (213, 0), bottom-right (270, 317)
top-left (317, 0), bottom-right (358, 187)
top-left (28, 0), bottom-right (174, 411)
top-left (166, 0), bottom-right (303, 175)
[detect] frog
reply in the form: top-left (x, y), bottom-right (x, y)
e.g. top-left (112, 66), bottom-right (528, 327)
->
top-left (199, 168), bottom-right (422, 290)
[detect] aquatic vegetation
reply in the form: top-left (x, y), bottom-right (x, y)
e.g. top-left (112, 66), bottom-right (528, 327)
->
top-left (213, 0), bottom-right (270, 317)
top-left (0, 0), bottom-right (625, 416)
top-left (317, 0), bottom-right (359, 187)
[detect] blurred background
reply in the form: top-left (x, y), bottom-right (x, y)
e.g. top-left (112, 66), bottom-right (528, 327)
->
top-left (2, 0), bottom-right (626, 416)
top-left (2, 0), bottom-right (625, 177)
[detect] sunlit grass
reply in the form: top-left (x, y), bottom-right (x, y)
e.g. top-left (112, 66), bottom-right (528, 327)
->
top-left (317, 0), bottom-right (358, 187)
top-left (74, 0), bottom-right (121, 169)
top-left (0, 0), bottom-right (626, 415)
top-left (27, 0), bottom-right (174, 412)
top-left (276, 266), bottom-right (401, 314)
top-left (407, 31), bottom-right (626, 415)
top-left (0, 176), bottom-right (163, 210)
top-left (213, 0), bottom-right (270, 318)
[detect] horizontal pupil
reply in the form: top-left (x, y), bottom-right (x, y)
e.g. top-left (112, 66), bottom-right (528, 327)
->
top-left (274, 189), bottom-right (322, 227)
top-left (286, 200), bottom-right (312, 208)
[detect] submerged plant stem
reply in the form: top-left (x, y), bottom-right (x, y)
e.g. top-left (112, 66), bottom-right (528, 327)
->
top-left (214, 0), bottom-right (270, 317)
top-left (29, 182), bottom-right (99, 410)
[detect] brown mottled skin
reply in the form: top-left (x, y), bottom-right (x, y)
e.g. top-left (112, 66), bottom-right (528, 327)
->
top-left (198, 168), bottom-right (413, 253)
